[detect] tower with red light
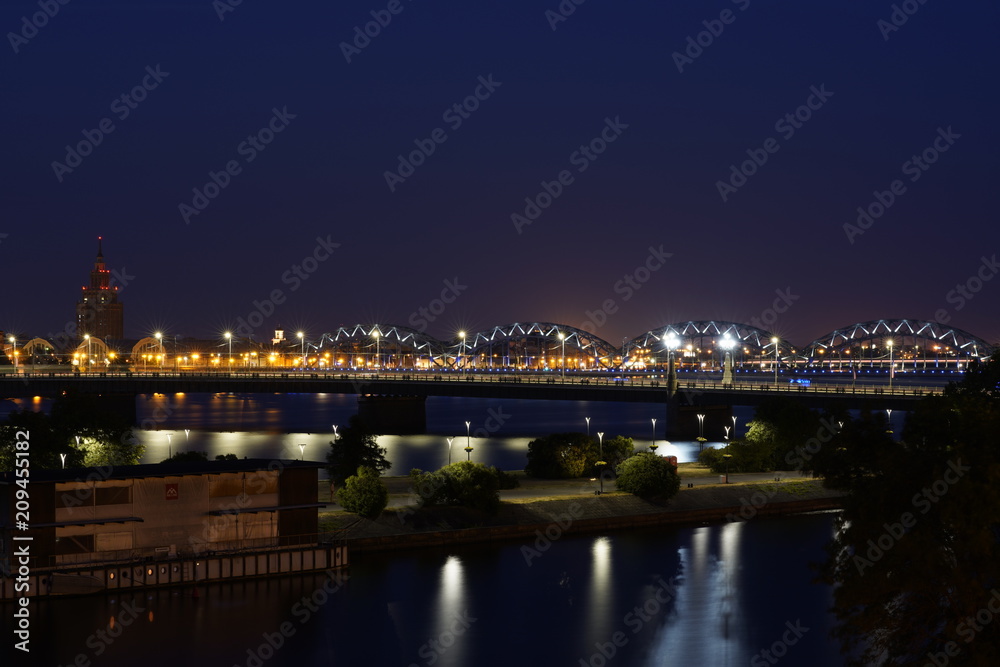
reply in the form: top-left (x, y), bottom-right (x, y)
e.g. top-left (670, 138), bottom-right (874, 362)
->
top-left (76, 236), bottom-right (124, 340)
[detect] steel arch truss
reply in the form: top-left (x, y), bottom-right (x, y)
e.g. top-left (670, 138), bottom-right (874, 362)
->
top-left (458, 322), bottom-right (619, 369)
top-left (317, 325), bottom-right (448, 369)
top-left (624, 321), bottom-right (792, 360)
top-left (805, 319), bottom-right (996, 361)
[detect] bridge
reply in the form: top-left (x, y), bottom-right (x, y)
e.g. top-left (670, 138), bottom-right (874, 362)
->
top-left (4, 318), bottom-right (993, 374)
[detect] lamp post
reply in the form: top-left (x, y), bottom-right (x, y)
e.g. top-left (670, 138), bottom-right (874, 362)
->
top-left (886, 409), bottom-right (893, 434)
top-left (720, 336), bottom-right (735, 385)
top-left (596, 431), bottom-right (606, 494)
top-left (224, 332), bottom-right (233, 365)
top-left (166, 433), bottom-right (172, 459)
top-left (332, 424), bottom-right (339, 442)
top-left (558, 332), bottom-right (566, 379)
top-left (665, 334), bottom-right (679, 394)
top-left (731, 415), bottom-right (737, 439)
top-left (650, 418), bottom-right (658, 453)
top-left (724, 425), bottom-right (730, 441)
top-left (585, 417), bottom-right (591, 438)
top-left (7, 335), bottom-right (16, 371)
top-left (297, 331), bottom-right (305, 367)
top-left (447, 437), bottom-right (454, 465)
top-left (771, 337), bottom-right (780, 386)
top-left (298, 444), bottom-right (305, 460)
top-left (464, 420), bottom-right (472, 459)
top-left (887, 339), bottom-right (894, 389)
top-left (373, 328), bottom-right (380, 370)
top-left (155, 332), bottom-right (163, 369)
top-left (697, 413), bottom-right (705, 439)
top-left (60, 453), bottom-right (67, 469)
top-left (459, 331), bottom-right (466, 378)
top-left (723, 454), bottom-right (732, 484)
top-left (84, 334), bottom-right (92, 373)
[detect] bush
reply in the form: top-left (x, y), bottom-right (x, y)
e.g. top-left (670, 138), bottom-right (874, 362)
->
top-left (525, 433), bottom-right (591, 478)
top-left (337, 466), bottom-right (389, 519)
top-left (409, 461), bottom-right (508, 514)
top-left (615, 453), bottom-right (681, 501)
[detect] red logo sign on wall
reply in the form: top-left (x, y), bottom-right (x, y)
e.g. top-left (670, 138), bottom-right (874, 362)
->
top-left (165, 483), bottom-right (179, 501)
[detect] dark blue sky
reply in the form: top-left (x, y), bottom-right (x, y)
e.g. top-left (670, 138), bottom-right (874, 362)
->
top-left (2, 0), bottom-right (998, 348)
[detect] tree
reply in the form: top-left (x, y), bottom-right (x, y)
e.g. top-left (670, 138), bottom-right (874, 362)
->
top-left (594, 435), bottom-right (635, 470)
top-left (337, 466), bottom-right (389, 519)
top-left (615, 452), bottom-right (680, 501)
top-left (814, 360), bottom-right (1000, 665)
top-left (409, 461), bottom-right (507, 514)
top-left (326, 415), bottom-right (389, 487)
top-left (525, 432), bottom-right (591, 478)
top-left (0, 393), bottom-right (142, 471)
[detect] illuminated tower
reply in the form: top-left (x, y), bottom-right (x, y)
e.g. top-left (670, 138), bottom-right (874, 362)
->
top-left (76, 236), bottom-right (124, 340)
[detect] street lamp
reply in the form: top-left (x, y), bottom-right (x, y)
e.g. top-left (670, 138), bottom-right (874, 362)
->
top-left (723, 454), bottom-right (732, 484)
top-left (297, 331), bottom-right (305, 367)
top-left (224, 332), bottom-right (233, 364)
top-left (7, 335), bottom-right (16, 371)
top-left (665, 334), bottom-right (679, 392)
top-left (298, 444), bottom-right (305, 460)
top-left (724, 425), bottom-right (730, 441)
top-left (459, 331), bottom-right (466, 378)
top-left (887, 338), bottom-right (894, 389)
top-left (84, 334), bottom-right (92, 373)
top-left (373, 328), bottom-right (380, 370)
top-left (60, 453), bottom-right (67, 469)
top-left (332, 424), bottom-right (339, 442)
top-left (155, 332), bottom-right (163, 368)
top-left (886, 409), bottom-right (893, 434)
top-left (731, 415), bottom-right (737, 439)
top-left (596, 431), bottom-right (606, 494)
top-left (771, 337), bottom-right (780, 386)
top-left (585, 417), bottom-right (591, 438)
top-left (166, 433), bottom-right (172, 459)
top-left (650, 418), bottom-right (658, 453)
top-left (447, 437), bottom-right (454, 465)
top-left (697, 413), bottom-right (705, 439)
top-left (465, 420), bottom-right (472, 459)
top-left (558, 332), bottom-right (566, 379)
top-left (720, 336), bottom-right (735, 384)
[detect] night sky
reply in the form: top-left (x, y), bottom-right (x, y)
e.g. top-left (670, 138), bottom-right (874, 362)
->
top-left (3, 0), bottom-right (998, 349)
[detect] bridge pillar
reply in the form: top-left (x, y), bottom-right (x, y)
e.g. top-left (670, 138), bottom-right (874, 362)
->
top-left (356, 395), bottom-right (426, 434)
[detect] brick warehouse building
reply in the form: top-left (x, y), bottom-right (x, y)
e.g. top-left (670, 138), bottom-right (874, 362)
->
top-left (1, 459), bottom-right (330, 595)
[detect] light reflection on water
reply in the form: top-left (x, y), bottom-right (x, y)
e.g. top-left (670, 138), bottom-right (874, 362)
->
top-left (130, 393), bottom-right (729, 470)
top-left (19, 514), bottom-right (839, 666)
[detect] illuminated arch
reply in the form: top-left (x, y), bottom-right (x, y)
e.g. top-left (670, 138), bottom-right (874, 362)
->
top-left (132, 336), bottom-right (166, 357)
top-left (623, 321), bottom-right (793, 369)
top-left (805, 318), bottom-right (995, 368)
top-left (458, 322), bottom-right (619, 369)
top-left (20, 337), bottom-right (58, 356)
top-left (73, 336), bottom-right (116, 368)
top-left (317, 325), bottom-right (448, 369)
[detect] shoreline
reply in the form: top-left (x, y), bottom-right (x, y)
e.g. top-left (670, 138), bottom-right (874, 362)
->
top-left (331, 477), bottom-right (845, 554)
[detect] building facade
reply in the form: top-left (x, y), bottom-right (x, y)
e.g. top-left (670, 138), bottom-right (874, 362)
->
top-left (76, 236), bottom-right (124, 341)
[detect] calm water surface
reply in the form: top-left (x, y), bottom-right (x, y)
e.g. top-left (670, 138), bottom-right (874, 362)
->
top-left (9, 513), bottom-right (842, 666)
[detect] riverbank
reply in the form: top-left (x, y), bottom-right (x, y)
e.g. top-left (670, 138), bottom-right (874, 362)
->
top-left (322, 474), bottom-right (844, 553)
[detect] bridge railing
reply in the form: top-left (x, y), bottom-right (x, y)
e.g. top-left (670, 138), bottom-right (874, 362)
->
top-left (0, 369), bottom-right (945, 397)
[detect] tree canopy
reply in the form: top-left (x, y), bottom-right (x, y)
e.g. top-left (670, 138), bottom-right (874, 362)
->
top-left (326, 415), bottom-right (389, 486)
top-left (614, 452), bottom-right (681, 501)
top-left (814, 353), bottom-right (1000, 665)
top-left (0, 393), bottom-right (143, 470)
